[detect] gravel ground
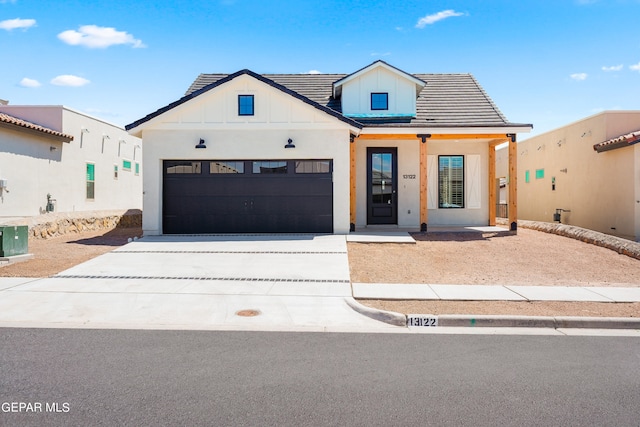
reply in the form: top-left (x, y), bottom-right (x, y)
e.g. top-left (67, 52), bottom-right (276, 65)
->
top-left (0, 227), bottom-right (142, 277)
top-left (2, 226), bottom-right (638, 317)
top-left (349, 228), bottom-right (640, 317)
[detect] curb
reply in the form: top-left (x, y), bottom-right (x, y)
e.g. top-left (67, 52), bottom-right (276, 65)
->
top-left (425, 314), bottom-right (640, 329)
top-left (345, 298), bottom-right (407, 327)
top-left (349, 301), bottom-right (640, 329)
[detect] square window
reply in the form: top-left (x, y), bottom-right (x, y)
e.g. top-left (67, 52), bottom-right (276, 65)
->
top-left (536, 169), bottom-right (545, 179)
top-left (238, 95), bottom-right (254, 116)
top-left (123, 160), bottom-right (132, 171)
top-left (371, 93), bottom-right (388, 110)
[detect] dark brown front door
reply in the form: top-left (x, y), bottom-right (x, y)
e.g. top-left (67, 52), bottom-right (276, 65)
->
top-left (367, 148), bottom-right (397, 225)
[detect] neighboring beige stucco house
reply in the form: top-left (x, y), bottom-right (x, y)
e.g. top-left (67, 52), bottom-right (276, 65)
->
top-left (0, 105), bottom-right (142, 218)
top-left (127, 61), bottom-right (532, 235)
top-left (496, 110), bottom-right (640, 241)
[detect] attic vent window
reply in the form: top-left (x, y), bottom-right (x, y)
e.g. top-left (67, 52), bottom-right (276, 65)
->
top-left (371, 93), bottom-right (388, 111)
top-left (238, 95), bottom-right (254, 116)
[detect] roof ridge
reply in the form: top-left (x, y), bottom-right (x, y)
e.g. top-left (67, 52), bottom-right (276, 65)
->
top-left (466, 74), bottom-right (510, 123)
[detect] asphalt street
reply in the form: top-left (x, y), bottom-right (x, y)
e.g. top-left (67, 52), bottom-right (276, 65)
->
top-left (1, 328), bottom-right (639, 426)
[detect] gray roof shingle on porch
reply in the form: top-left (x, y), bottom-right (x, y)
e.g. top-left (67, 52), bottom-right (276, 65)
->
top-left (186, 72), bottom-right (527, 128)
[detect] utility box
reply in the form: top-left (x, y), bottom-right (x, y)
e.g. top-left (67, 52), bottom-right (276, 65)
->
top-left (0, 225), bottom-right (28, 257)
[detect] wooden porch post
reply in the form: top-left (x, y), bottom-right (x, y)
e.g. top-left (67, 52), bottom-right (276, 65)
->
top-left (418, 134), bottom-right (430, 232)
top-left (508, 134), bottom-right (517, 231)
top-left (350, 135), bottom-right (357, 232)
top-left (488, 140), bottom-right (503, 226)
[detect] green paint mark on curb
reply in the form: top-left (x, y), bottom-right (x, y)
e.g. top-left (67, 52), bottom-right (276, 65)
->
top-left (470, 318), bottom-right (476, 327)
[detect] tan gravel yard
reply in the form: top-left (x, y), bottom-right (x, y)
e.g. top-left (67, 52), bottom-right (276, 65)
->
top-left (348, 229), bottom-right (640, 287)
top-left (349, 228), bottom-right (640, 317)
top-left (0, 227), bottom-right (142, 278)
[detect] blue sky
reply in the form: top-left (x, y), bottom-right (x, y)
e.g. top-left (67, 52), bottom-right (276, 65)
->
top-left (2, 0), bottom-right (640, 138)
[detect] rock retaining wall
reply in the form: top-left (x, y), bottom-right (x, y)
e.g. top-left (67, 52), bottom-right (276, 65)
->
top-left (2, 209), bottom-right (141, 240)
top-left (499, 219), bottom-right (640, 261)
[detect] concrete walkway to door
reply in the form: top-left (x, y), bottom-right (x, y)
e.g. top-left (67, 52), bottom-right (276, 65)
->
top-left (0, 235), bottom-right (398, 332)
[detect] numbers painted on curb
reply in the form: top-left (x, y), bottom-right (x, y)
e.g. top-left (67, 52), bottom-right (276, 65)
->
top-left (407, 316), bottom-right (438, 327)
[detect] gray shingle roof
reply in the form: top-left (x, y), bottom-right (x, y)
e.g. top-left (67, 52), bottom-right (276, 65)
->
top-left (185, 72), bottom-right (530, 129)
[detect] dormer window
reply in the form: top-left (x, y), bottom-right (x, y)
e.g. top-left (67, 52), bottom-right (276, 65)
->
top-left (238, 95), bottom-right (254, 116)
top-left (371, 93), bottom-right (388, 111)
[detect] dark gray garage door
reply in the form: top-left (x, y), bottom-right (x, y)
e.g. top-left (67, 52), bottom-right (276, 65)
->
top-left (163, 160), bottom-right (333, 234)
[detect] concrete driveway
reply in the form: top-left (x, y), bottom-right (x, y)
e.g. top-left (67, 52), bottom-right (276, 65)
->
top-left (0, 235), bottom-right (397, 332)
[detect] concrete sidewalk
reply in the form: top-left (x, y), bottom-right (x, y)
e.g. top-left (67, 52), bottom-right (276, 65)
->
top-left (352, 283), bottom-right (640, 303)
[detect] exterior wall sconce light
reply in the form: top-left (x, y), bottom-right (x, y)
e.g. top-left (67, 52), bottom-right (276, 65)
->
top-left (49, 146), bottom-right (57, 151)
top-left (284, 138), bottom-right (295, 149)
top-left (80, 128), bottom-right (89, 148)
top-left (195, 138), bottom-right (207, 149)
top-left (101, 134), bottom-right (110, 153)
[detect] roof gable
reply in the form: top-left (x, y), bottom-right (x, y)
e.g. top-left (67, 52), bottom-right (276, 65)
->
top-left (332, 60), bottom-right (426, 99)
top-left (126, 69), bottom-right (362, 133)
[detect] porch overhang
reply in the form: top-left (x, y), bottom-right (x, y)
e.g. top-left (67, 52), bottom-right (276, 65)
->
top-left (349, 129), bottom-right (522, 233)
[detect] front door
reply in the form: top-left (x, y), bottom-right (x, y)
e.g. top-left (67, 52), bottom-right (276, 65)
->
top-left (367, 147), bottom-right (398, 225)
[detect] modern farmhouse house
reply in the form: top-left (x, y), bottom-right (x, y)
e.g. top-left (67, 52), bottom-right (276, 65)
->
top-left (126, 61), bottom-right (531, 235)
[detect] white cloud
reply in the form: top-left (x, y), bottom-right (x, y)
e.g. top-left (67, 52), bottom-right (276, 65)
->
top-left (305, 70), bottom-right (322, 74)
top-left (602, 64), bottom-right (623, 72)
top-left (630, 62), bottom-right (640, 72)
top-left (416, 10), bottom-right (464, 28)
top-left (19, 77), bottom-right (41, 88)
top-left (51, 75), bottom-right (90, 87)
top-left (58, 25), bottom-right (145, 48)
top-left (0, 18), bottom-right (36, 31)
top-left (570, 73), bottom-right (588, 81)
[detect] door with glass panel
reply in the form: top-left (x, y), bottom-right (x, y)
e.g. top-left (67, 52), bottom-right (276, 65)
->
top-left (367, 147), bottom-right (398, 225)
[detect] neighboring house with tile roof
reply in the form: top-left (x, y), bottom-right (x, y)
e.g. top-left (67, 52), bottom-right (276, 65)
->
top-left (127, 60), bottom-right (532, 235)
top-left (0, 105), bottom-right (142, 218)
top-left (496, 110), bottom-right (640, 241)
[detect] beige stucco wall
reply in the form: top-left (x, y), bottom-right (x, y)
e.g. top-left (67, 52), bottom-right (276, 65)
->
top-left (497, 111), bottom-right (640, 240)
top-left (0, 106), bottom-right (142, 218)
top-left (133, 74), bottom-right (354, 235)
